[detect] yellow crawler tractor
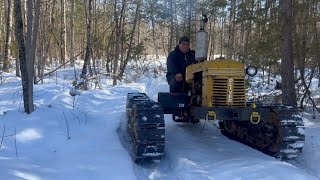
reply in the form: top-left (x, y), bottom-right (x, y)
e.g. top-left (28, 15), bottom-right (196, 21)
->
top-left (125, 16), bottom-right (305, 163)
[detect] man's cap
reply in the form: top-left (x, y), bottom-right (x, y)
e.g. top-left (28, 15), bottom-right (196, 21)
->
top-left (179, 36), bottom-right (190, 44)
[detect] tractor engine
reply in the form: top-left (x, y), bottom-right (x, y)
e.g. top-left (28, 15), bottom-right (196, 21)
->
top-left (186, 60), bottom-right (246, 108)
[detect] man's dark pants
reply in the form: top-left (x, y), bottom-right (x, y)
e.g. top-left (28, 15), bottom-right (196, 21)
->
top-left (169, 79), bottom-right (184, 93)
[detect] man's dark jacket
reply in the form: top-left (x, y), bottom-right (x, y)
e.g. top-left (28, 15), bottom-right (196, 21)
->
top-left (166, 45), bottom-right (196, 84)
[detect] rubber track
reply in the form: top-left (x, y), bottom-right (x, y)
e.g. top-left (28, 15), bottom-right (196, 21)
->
top-left (220, 106), bottom-right (305, 160)
top-left (126, 93), bottom-right (165, 163)
top-left (271, 107), bottom-right (305, 159)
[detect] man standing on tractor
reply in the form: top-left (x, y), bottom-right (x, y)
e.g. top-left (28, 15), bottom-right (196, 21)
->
top-left (166, 36), bottom-right (197, 93)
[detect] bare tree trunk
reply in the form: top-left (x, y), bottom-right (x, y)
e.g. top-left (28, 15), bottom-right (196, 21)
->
top-left (50, 0), bottom-right (56, 66)
top-left (311, 0), bottom-right (320, 87)
top-left (38, 28), bottom-right (43, 83)
top-left (280, 0), bottom-right (297, 107)
top-left (38, 1), bottom-right (49, 84)
top-left (31, 0), bottom-right (40, 85)
top-left (242, 0), bottom-right (254, 62)
top-left (136, 13), bottom-right (141, 50)
top-left (15, 54), bottom-right (20, 77)
top-left (149, 1), bottom-right (158, 58)
top-left (161, 27), bottom-right (167, 55)
top-left (81, 0), bottom-right (92, 80)
top-left (174, 1), bottom-right (179, 43)
top-left (60, 0), bottom-right (66, 68)
top-left (113, 0), bottom-right (120, 85)
top-left (119, 0), bottom-right (126, 76)
top-left (208, 17), bottom-right (216, 60)
top-left (187, 0), bottom-right (192, 37)
top-left (220, 18), bottom-right (225, 57)
top-left (70, 0), bottom-right (75, 67)
top-left (3, 0), bottom-right (12, 72)
top-left (208, 20), bottom-right (212, 60)
top-left (70, 0), bottom-right (76, 82)
top-left (175, 3), bottom-right (180, 43)
top-left (14, 0), bottom-right (34, 113)
top-left (239, 17), bottom-right (245, 62)
top-left (118, 0), bottom-right (141, 79)
top-left (92, 0), bottom-right (97, 75)
top-left (0, 0), bottom-right (4, 52)
top-left (227, 0), bottom-right (235, 59)
top-left (105, 26), bottom-right (115, 74)
top-left (42, 1), bottom-right (52, 81)
top-left (168, 0), bottom-right (174, 53)
top-left (37, 6), bottom-right (43, 81)
top-left (14, 0), bottom-right (28, 107)
top-left (23, 0), bottom-right (26, 32)
top-left (294, 0), bottom-right (308, 108)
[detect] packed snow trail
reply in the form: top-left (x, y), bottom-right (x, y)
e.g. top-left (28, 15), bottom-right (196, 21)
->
top-left (0, 70), bottom-right (319, 179)
top-left (130, 116), bottom-right (317, 180)
top-left (127, 74), bottom-right (318, 180)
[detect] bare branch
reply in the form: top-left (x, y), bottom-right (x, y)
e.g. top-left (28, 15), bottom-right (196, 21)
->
top-left (14, 128), bottom-right (18, 157)
top-left (63, 111), bottom-right (71, 140)
top-left (37, 49), bottom-right (85, 82)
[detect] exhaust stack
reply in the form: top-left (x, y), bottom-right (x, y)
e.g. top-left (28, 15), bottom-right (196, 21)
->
top-left (195, 15), bottom-right (209, 62)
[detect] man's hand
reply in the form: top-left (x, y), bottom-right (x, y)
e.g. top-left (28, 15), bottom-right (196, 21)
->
top-left (175, 73), bottom-right (183, 82)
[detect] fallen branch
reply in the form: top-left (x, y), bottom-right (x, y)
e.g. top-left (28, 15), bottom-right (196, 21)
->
top-left (299, 67), bottom-right (320, 113)
top-left (70, 111), bottom-right (81, 124)
top-left (306, 94), bottom-right (320, 114)
top-left (14, 128), bottom-right (18, 157)
top-left (37, 49), bottom-right (85, 83)
top-left (100, 72), bottom-right (133, 83)
top-left (0, 125), bottom-right (5, 149)
top-left (63, 112), bottom-right (71, 140)
top-left (0, 76), bottom-right (8, 86)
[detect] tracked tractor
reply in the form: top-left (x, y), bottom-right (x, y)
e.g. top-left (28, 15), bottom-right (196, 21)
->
top-left (125, 15), bottom-right (305, 163)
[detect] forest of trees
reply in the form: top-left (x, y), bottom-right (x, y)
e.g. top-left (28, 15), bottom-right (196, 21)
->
top-left (0, 0), bottom-right (319, 113)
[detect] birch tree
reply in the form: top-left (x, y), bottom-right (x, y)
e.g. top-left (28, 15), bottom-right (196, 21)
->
top-left (3, 0), bottom-right (12, 72)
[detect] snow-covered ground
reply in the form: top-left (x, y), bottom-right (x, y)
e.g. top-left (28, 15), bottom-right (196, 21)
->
top-left (0, 59), bottom-right (320, 180)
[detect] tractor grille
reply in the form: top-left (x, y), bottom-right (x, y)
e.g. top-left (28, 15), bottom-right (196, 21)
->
top-left (212, 77), bottom-right (245, 107)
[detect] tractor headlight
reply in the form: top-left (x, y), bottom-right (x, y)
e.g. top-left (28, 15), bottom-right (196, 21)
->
top-left (246, 66), bottom-right (257, 77)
